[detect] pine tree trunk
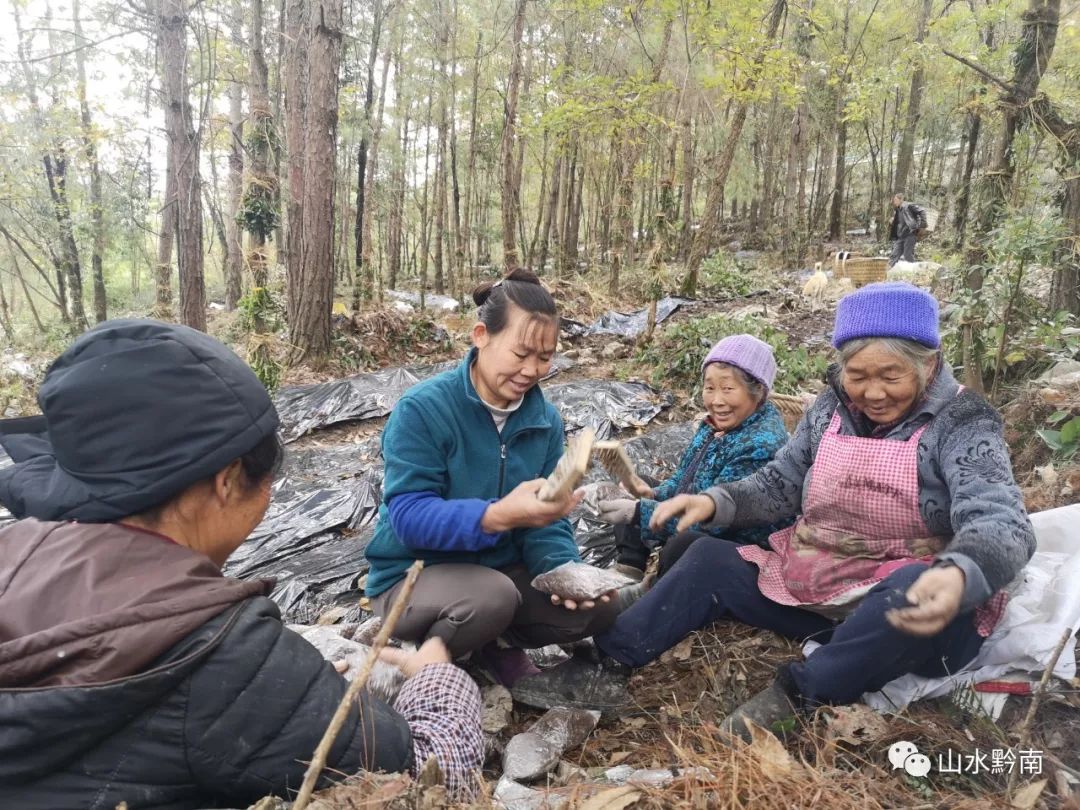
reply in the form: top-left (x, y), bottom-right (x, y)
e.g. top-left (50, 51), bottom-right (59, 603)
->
top-left (462, 31), bottom-right (483, 278)
top-left (159, 0), bottom-right (206, 331)
top-left (224, 0), bottom-right (245, 310)
top-left (679, 100), bottom-right (695, 260)
top-left (388, 42), bottom-right (408, 291)
top-left (683, 0), bottom-right (785, 295)
top-left (358, 33), bottom-right (393, 304)
top-left (157, 141), bottom-right (177, 314)
top-left (285, 0), bottom-right (342, 360)
top-left (353, 0), bottom-right (384, 304)
top-left (500, 0), bottom-right (528, 270)
top-left (892, 0), bottom-right (932, 195)
top-left (609, 16), bottom-right (673, 294)
top-left (537, 150), bottom-right (562, 277)
top-left (73, 0), bottom-right (107, 323)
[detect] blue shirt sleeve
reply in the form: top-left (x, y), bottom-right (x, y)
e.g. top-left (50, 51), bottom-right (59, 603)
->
top-left (387, 491), bottom-right (504, 553)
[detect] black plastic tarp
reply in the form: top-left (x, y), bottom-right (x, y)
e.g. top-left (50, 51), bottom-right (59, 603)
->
top-left (544, 380), bottom-right (674, 440)
top-left (222, 454), bottom-right (382, 621)
top-left (275, 355), bottom-right (576, 443)
top-left (274, 361), bottom-right (457, 443)
top-left (561, 296), bottom-right (689, 338)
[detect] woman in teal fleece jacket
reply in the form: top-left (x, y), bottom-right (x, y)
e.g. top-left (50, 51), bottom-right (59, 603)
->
top-left (364, 269), bottom-right (619, 687)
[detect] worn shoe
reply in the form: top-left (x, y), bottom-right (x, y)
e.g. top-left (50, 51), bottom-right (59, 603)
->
top-left (614, 563), bottom-right (645, 582)
top-left (474, 643), bottom-right (541, 688)
top-left (511, 646), bottom-right (631, 716)
top-left (719, 671), bottom-right (799, 743)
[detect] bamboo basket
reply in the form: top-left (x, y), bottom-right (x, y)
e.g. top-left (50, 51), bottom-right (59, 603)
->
top-left (836, 256), bottom-right (888, 287)
top-left (769, 393), bottom-right (811, 433)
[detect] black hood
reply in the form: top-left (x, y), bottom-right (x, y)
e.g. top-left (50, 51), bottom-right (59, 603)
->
top-left (0, 319), bottom-right (279, 521)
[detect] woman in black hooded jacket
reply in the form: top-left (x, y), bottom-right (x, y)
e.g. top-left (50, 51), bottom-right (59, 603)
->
top-left (0, 320), bottom-right (482, 810)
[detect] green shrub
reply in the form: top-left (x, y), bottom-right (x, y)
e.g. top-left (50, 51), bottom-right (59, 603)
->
top-left (632, 314), bottom-right (830, 395)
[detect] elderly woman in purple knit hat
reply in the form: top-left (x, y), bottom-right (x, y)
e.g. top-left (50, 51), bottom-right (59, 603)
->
top-left (599, 334), bottom-right (789, 585)
top-left (511, 283), bottom-right (1034, 736)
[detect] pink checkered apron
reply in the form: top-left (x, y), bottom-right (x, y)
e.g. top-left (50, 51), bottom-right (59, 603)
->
top-left (738, 407), bottom-right (1007, 636)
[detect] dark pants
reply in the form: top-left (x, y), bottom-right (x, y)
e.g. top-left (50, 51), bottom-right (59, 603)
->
top-left (370, 563), bottom-right (620, 658)
top-left (617, 525), bottom-right (730, 576)
top-left (889, 234), bottom-right (917, 266)
top-left (596, 537), bottom-right (985, 706)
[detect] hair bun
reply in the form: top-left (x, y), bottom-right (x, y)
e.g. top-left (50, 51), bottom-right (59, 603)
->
top-left (504, 267), bottom-right (541, 285)
top-left (471, 280), bottom-right (496, 307)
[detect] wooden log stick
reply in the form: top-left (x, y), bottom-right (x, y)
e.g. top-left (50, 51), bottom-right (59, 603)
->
top-left (1006, 626), bottom-right (1073, 800)
top-left (292, 559), bottom-right (424, 810)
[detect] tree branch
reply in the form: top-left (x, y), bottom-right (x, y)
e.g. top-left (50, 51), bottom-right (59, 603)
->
top-left (943, 49), bottom-right (1015, 93)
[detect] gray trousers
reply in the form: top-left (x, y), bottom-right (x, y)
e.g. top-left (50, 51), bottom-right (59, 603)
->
top-left (889, 235), bottom-right (917, 266)
top-left (369, 563), bottom-right (621, 658)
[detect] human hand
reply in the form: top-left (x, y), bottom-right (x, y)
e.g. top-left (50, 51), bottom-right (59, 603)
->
top-left (598, 498), bottom-right (637, 525)
top-left (885, 565), bottom-right (965, 637)
top-left (649, 493), bottom-right (716, 533)
top-left (481, 479), bottom-right (583, 533)
top-left (624, 475), bottom-right (655, 499)
top-left (379, 637), bottom-right (453, 678)
top-left (550, 590), bottom-right (617, 611)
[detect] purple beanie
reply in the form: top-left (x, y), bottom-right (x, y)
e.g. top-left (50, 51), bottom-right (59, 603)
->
top-left (832, 281), bottom-right (940, 349)
top-left (701, 334), bottom-right (777, 392)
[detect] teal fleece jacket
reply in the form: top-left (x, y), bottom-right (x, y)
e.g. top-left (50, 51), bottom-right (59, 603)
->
top-left (364, 349), bottom-right (581, 597)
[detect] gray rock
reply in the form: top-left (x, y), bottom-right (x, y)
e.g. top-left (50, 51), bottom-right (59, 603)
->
top-left (529, 706), bottom-right (600, 751)
top-left (493, 776), bottom-right (567, 810)
top-left (1039, 359), bottom-right (1080, 384)
top-left (482, 684), bottom-right (514, 734)
top-left (502, 731), bottom-right (562, 782)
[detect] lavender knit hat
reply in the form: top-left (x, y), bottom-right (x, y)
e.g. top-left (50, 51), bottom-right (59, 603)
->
top-left (831, 281), bottom-right (940, 349)
top-left (701, 334), bottom-right (777, 392)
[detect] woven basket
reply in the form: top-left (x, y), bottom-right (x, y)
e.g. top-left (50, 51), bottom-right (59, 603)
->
top-left (837, 256), bottom-right (888, 287)
top-left (769, 393), bottom-right (810, 433)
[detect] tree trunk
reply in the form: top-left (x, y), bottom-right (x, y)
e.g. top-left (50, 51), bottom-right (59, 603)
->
top-left (73, 0), bottom-right (107, 323)
top-left (892, 0), bottom-right (933, 195)
top-left (683, 0), bottom-right (785, 295)
top-left (12, 4), bottom-right (87, 330)
top-left (388, 41), bottom-right (408, 290)
top-left (353, 0), bottom-right (384, 303)
top-left (224, 0), bottom-right (246, 311)
top-left (286, 0), bottom-right (343, 360)
top-left (462, 31), bottom-right (483, 278)
top-left (679, 99), bottom-right (695, 259)
top-left (537, 150), bottom-right (562, 277)
top-left (828, 0), bottom-right (851, 245)
top-left (156, 141), bottom-right (177, 314)
top-left (500, 0), bottom-right (527, 270)
top-left (358, 32), bottom-right (394, 305)
top-left (244, 0), bottom-right (276, 324)
top-left (159, 0), bottom-right (206, 331)
top-left (609, 16), bottom-right (674, 294)
top-left (781, 1), bottom-right (813, 266)
top-left (449, 1), bottom-right (465, 297)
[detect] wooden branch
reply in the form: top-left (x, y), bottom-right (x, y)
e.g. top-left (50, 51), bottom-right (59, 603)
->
top-left (943, 49), bottom-right (1016, 93)
top-left (291, 560), bottom-right (424, 810)
top-left (1006, 627), bottom-right (1073, 799)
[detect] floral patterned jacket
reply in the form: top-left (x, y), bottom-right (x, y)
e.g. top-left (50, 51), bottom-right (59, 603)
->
top-left (704, 363), bottom-right (1035, 613)
top-left (638, 401), bottom-right (789, 547)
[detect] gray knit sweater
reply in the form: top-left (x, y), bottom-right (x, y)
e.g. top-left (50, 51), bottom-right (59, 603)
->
top-left (704, 364), bottom-right (1035, 612)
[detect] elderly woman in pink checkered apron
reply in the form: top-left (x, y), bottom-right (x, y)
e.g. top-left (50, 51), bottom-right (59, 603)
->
top-left (511, 282), bottom-right (1035, 740)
